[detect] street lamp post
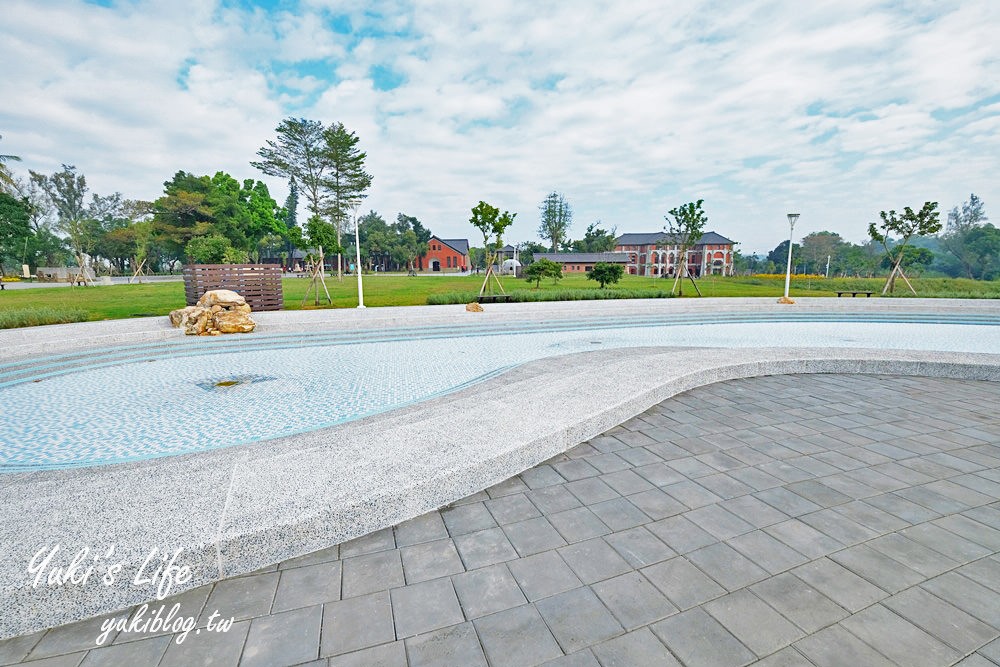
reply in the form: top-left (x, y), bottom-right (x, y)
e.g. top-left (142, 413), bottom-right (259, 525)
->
top-left (783, 213), bottom-right (800, 300)
top-left (354, 209), bottom-right (365, 309)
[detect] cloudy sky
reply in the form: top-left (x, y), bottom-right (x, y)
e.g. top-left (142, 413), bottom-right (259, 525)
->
top-left (3, 0), bottom-right (998, 253)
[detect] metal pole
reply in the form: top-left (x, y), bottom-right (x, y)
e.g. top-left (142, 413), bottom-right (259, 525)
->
top-left (783, 213), bottom-right (799, 299)
top-left (354, 211), bottom-right (365, 309)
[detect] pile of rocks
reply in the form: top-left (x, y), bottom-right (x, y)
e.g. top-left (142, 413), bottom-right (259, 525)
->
top-left (169, 289), bottom-right (256, 335)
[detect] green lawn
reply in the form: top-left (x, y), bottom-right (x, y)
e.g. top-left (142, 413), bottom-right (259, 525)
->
top-left (1, 273), bottom-right (997, 326)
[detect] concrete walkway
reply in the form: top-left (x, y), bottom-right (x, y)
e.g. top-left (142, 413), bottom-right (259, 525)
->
top-left (3, 373), bottom-right (998, 666)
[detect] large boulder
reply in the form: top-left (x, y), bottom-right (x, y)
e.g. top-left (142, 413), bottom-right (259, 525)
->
top-left (169, 289), bottom-right (256, 335)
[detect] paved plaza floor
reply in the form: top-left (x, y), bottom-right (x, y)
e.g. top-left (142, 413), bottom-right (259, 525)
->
top-left (3, 373), bottom-right (1000, 667)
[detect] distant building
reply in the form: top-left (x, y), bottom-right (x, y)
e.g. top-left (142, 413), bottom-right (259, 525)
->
top-left (418, 236), bottom-right (470, 272)
top-left (615, 231), bottom-right (735, 277)
top-left (533, 252), bottom-right (632, 274)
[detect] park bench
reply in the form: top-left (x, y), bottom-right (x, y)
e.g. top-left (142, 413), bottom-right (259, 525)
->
top-left (836, 291), bottom-right (874, 297)
top-left (477, 294), bottom-right (514, 304)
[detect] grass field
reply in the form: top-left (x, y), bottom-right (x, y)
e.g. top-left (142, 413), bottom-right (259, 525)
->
top-left (1, 273), bottom-right (997, 327)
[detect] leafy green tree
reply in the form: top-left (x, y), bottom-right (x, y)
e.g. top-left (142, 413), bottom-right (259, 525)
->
top-left (470, 201), bottom-right (516, 294)
top-left (392, 214), bottom-right (429, 272)
top-left (570, 222), bottom-right (617, 253)
top-left (587, 262), bottom-right (624, 288)
top-left (323, 122), bottom-right (373, 278)
top-left (766, 240), bottom-right (800, 268)
top-left (305, 216), bottom-right (340, 256)
top-left (881, 245), bottom-right (933, 275)
top-left (961, 224), bottom-right (1000, 280)
top-left (800, 231), bottom-right (846, 276)
top-left (253, 118), bottom-right (330, 220)
top-left (185, 234), bottom-right (236, 264)
top-left (524, 257), bottom-right (562, 287)
top-left (0, 192), bottom-right (32, 274)
top-left (29, 165), bottom-right (106, 279)
top-left (538, 191), bottom-right (572, 252)
top-left (940, 194), bottom-right (989, 279)
top-left (516, 241), bottom-right (548, 265)
top-left (868, 201), bottom-right (941, 294)
top-left (663, 200), bottom-right (707, 296)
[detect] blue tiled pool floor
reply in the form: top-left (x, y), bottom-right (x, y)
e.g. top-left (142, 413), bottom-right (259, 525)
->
top-left (1, 314), bottom-right (998, 472)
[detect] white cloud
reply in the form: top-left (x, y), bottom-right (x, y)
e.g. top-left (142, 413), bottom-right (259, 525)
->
top-left (1, 0), bottom-right (997, 254)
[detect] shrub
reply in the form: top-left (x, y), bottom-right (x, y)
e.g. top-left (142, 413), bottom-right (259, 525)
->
top-left (427, 288), bottom-right (676, 305)
top-left (0, 307), bottom-right (89, 329)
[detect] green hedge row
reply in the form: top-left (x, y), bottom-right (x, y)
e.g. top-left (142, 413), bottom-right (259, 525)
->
top-left (427, 288), bottom-right (677, 305)
top-left (0, 307), bottom-right (89, 329)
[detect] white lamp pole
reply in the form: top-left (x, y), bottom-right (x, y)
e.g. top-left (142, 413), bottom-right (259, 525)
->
top-left (354, 210), bottom-right (365, 309)
top-left (783, 213), bottom-right (800, 299)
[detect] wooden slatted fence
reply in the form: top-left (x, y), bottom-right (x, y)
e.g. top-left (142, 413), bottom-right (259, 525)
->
top-left (182, 264), bottom-right (284, 311)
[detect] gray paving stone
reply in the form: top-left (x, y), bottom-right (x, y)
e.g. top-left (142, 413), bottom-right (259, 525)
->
top-left (565, 478), bottom-right (619, 505)
top-left (662, 480), bottom-right (723, 508)
top-left (728, 530), bottom-right (809, 574)
top-left (400, 538), bottom-right (465, 584)
top-left (0, 630), bottom-right (44, 666)
top-left (705, 589), bottom-right (803, 657)
top-left (322, 591), bottom-right (396, 656)
top-left (936, 514), bottom-right (1000, 551)
top-left (453, 527), bottom-right (518, 569)
top-left (553, 458), bottom-right (602, 481)
top-left (340, 527), bottom-right (396, 557)
top-left (883, 586), bottom-right (999, 654)
top-left (729, 466), bottom-right (785, 491)
top-left (684, 504), bottom-right (755, 540)
top-left (697, 472), bottom-right (754, 499)
top-left (626, 488), bottom-right (687, 520)
top-left (328, 641), bottom-right (407, 667)
top-left (272, 559), bottom-right (342, 611)
top-left (633, 462), bottom-right (685, 487)
top-left (558, 537), bottom-right (632, 585)
top-left (641, 556), bottom-right (727, 610)
top-left (503, 516), bottom-right (567, 557)
top-left (922, 572), bottom-right (1000, 627)
top-left (750, 572), bottom-right (849, 634)
top-left (592, 571), bottom-right (678, 630)
top-left (77, 635), bottom-right (169, 667)
top-left (980, 637), bottom-right (1000, 663)
top-left (405, 622), bottom-right (487, 667)
top-left (591, 628), bottom-right (682, 667)
top-left (751, 646), bottom-right (814, 667)
top-left (646, 515), bottom-right (717, 554)
top-left (867, 532), bottom-right (957, 578)
top-left (791, 558), bottom-right (888, 612)
top-left (601, 469), bottom-right (655, 495)
top-left (6, 654), bottom-right (85, 667)
top-left (840, 604), bottom-right (961, 667)
top-left (830, 544), bottom-right (925, 593)
top-left (900, 522), bottom-right (993, 563)
top-left (197, 571), bottom-right (278, 624)
top-left (651, 607), bottom-right (755, 667)
top-left (341, 550), bottom-right (404, 598)
top-left (588, 497), bottom-right (649, 531)
top-left (953, 654), bottom-right (998, 667)
top-left (547, 506), bottom-right (612, 543)
top-left (474, 605), bottom-right (562, 667)
top-left (958, 557), bottom-right (1000, 594)
top-left (279, 544), bottom-right (340, 569)
top-left (452, 563), bottom-right (527, 619)
top-left (763, 519), bottom-right (843, 560)
top-left (540, 650), bottom-right (600, 667)
top-left (799, 509), bottom-right (878, 546)
top-left (586, 452), bottom-right (632, 474)
top-left (240, 605), bottom-right (321, 667)
top-left (391, 578), bottom-right (464, 639)
top-left (535, 587), bottom-right (623, 653)
top-left (794, 624), bottom-right (896, 667)
top-left (687, 542), bottom-right (769, 591)
top-left (394, 511), bottom-right (449, 547)
top-left (865, 492), bottom-right (941, 524)
top-left (442, 502), bottom-right (498, 536)
top-left (158, 619), bottom-right (249, 667)
top-left (604, 526), bottom-right (675, 567)
top-left (721, 495), bottom-right (790, 528)
top-left (486, 493), bottom-right (542, 525)
top-left (617, 447), bottom-right (663, 467)
top-left (508, 551), bottom-right (582, 602)
top-left (528, 485), bottom-right (583, 514)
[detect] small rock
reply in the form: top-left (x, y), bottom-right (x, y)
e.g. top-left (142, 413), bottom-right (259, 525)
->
top-left (213, 309), bottom-right (255, 333)
top-left (197, 289), bottom-right (247, 308)
top-left (465, 302), bottom-right (484, 312)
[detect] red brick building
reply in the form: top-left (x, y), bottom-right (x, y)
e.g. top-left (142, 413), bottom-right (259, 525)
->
top-left (417, 237), bottom-right (470, 272)
top-left (615, 232), bottom-right (735, 277)
top-left (532, 252), bottom-right (631, 274)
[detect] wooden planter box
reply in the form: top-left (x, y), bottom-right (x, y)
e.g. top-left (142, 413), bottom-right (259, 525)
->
top-left (182, 264), bottom-right (283, 311)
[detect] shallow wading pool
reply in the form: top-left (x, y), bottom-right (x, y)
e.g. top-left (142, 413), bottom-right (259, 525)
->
top-left (1, 312), bottom-right (998, 471)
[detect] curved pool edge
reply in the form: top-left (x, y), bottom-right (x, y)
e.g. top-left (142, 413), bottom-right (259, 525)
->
top-left (2, 343), bottom-right (999, 640)
top-left (2, 296), bottom-right (999, 362)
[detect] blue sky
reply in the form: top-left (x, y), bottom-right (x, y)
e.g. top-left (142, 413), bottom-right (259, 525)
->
top-left (3, 0), bottom-right (999, 253)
